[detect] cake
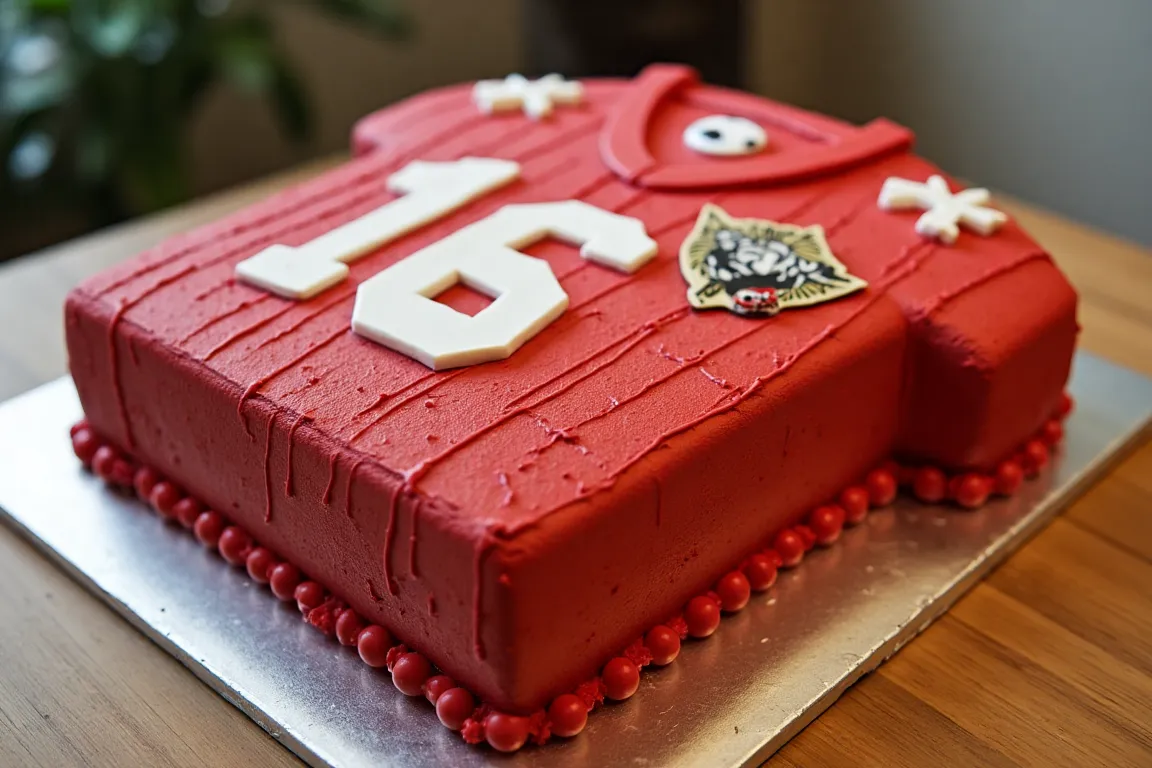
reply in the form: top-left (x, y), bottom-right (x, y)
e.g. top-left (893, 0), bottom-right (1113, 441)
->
top-left (65, 65), bottom-right (1077, 751)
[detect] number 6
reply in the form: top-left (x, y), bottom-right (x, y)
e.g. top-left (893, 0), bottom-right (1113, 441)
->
top-left (353, 200), bottom-right (656, 370)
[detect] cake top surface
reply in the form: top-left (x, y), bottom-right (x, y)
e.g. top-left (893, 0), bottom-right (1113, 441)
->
top-left (73, 66), bottom-right (1052, 537)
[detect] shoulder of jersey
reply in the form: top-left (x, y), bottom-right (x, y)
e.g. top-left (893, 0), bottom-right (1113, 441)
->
top-left (351, 66), bottom-right (914, 191)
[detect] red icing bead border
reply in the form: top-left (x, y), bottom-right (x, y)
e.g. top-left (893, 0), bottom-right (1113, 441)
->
top-left (68, 393), bottom-right (1072, 752)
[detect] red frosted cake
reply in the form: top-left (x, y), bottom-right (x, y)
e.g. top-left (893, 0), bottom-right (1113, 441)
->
top-left (65, 65), bottom-right (1077, 751)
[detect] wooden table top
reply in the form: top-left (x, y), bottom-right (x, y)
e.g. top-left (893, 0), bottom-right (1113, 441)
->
top-left (1, 159), bottom-right (1149, 768)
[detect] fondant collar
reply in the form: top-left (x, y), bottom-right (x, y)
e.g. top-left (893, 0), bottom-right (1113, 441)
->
top-left (600, 64), bottom-right (914, 190)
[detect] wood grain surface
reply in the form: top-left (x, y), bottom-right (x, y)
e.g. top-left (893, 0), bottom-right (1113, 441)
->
top-left (0, 158), bottom-right (1149, 768)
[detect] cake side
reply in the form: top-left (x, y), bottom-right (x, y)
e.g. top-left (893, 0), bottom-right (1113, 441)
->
top-left (63, 254), bottom-right (908, 712)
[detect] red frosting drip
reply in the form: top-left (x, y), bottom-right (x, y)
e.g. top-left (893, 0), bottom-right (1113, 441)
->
top-left (344, 458), bottom-right (364, 518)
top-left (284, 411), bottom-right (310, 497)
top-left (407, 492), bottom-right (421, 577)
top-left (383, 484), bottom-right (403, 596)
top-left (262, 411), bottom-right (276, 522)
top-left (471, 530), bottom-right (498, 659)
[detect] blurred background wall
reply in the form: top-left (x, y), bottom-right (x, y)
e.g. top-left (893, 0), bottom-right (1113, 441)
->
top-left (197, 0), bottom-right (1152, 245)
top-left (5, 0), bottom-right (1150, 257)
top-left (748, 0), bottom-right (1152, 247)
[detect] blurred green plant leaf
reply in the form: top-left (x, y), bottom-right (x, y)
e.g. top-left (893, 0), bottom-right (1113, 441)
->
top-left (2, 0), bottom-right (411, 244)
top-left (119, 131), bottom-right (189, 211)
top-left (267, 52), bottom-right (310, 140)
top-left (175, 55), bottom-right (214, 110)
top-left (74, 119), bottom-right (112, 183)
top-left (214, 16), bottom-right (276, 92)
top-left (292, 0), bottom-right (411, 39)
top-left (1, 56), bottom-right (74, 116)
top-left (1, 21), bottom-right (75, 115)
top-left (3, 107), bottom-right (61, 186)
top-left (72, 0), bottom-right (156, 58)
top-left (214, 16), bottom-right (312, 140)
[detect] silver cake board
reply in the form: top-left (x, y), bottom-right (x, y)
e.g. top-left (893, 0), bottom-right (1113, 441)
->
top-left (1, 351), bottom-right (1150, 768)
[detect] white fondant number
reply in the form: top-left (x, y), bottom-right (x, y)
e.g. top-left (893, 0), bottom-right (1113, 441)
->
top-left (235, 158), bottom-right (657, 370)
top-left (353, 201), bottom-right (656, 370)
top-left (235, 158), bottom-right (521, 299)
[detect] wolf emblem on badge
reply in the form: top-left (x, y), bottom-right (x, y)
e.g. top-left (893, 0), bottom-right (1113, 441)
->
top-left (679, 204), bottom-right (867, 317)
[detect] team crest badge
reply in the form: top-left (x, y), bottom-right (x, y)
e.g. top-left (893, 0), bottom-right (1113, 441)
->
top-left (679, 204), bottom-right (867, 317)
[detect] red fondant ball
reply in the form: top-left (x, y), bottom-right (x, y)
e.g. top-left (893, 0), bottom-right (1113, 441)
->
top-left (132, 466), bottom-right (161, 500)
top-left (109, 459), bottom-right (136, 488)
top-left (865, 468), bottom-right (898, 507)
top-left (644, 625), bottom-right (681, 666)
top-left (385, 643), bottom-right (407, 672)
top-left (70, 421), bottom-right (88, 438)
top-left (72, 428), bottom-right (100, 465)
top-left (268, 562), bottom-right (302, 601)
top-left (773, 529), bottom-right (805, 568)
top-left (357, 624), bottom-right (393, 668)
top-left (548, 693), bottom-right (588, 738)
top-left (954, 474), bottom-right (992, 510)
top-left (946, 474), bottom-right (963, 500)
top-left (245, 547), bottom-right (276, 583)
top-left (486, 712), bottom-right (530, 753)
top-left (1040, 419), bottom-right (1064, 447)
top-left (392, 652), bottom-right (432, 697)
top-left (172, 497), bottom-right (203, 529)
top-left (1055, 392), bottom-right (1074, 420)
top-left (684, 595), bottom-right (722, 638)
top-left (193, 510), bottom-right (225, 548)
top-left (149, 481), bottom-right (183, 519)
top-left (878, 458), bottom-right (900, 476)
top-left (335, 609), bottom-right (366, 647)
top-left (91, 445), bottom-right (118, 480)
top-left (840, 485), bottom-right (871, 525)
top-left (294, 581), bottom-right (325, 614)
top-left (743, 553), bottom-right (778, 592)
top-left (809, 505), bottom-right (846, 546)
top-left (1021, 440), bottom-right (1049, 478)
top-left (602, 656), bottom-right (640, 700)
top-left (994, 460), bottom-right (1024, 496)
top-left (715, 571), bottom-right (751, 612)
top-left (423, 674), bottom-right (455, 705)
top-left (217, 526), bottom-right (253, 565)
top-left (436, 687), bottom-right (476, 731)
top-left (794, 524), bottom-right (816, 551)
top-left (912, 467), bottom-right (948, 504)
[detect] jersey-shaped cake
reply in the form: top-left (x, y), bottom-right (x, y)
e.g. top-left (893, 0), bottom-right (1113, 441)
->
top-left (66, 66), bottom-right (1077, 749)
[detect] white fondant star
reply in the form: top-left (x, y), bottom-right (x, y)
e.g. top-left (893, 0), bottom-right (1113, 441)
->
top-left (472, 74), bottom-right (583, 120)
top-left (878, 175), bottom-right (1008, 245)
